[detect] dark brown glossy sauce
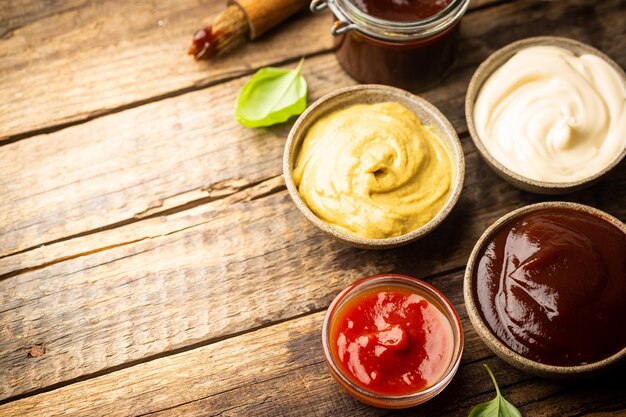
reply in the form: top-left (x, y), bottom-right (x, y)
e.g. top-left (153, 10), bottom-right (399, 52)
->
top-left (352, 0), bottom-right (452, 21)
top-left (473, 208), bottom-right (626, 366)
top-left (335, 0), bottom-right (459, 90)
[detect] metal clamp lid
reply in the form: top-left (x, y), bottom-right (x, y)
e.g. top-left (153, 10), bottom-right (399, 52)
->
top-left (310, 0), bottom-right (469, 41)
top-left (310, 0), bottom-right (358, 36)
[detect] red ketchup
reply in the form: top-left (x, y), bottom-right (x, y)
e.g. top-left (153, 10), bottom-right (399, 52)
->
top-left (474, 208), bottom-right (626, 366)
top-left (329, 286), bottom-right (454, 395)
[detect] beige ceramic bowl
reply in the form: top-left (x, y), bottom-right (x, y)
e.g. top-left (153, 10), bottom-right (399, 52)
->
top-left (464, 201), bottom-right (626, 379)
top-left (283, 84), bottom-right (465, 249)
top-left (465, 37), bottom-right (626, 195)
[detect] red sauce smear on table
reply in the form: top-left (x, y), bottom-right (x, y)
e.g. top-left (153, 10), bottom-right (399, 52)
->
top-left (352, 0), bottom-right (453, 21)
top-left (474, 208), bottom-right (626, 366)
top-left (330, 286), bottom-right (454, 395)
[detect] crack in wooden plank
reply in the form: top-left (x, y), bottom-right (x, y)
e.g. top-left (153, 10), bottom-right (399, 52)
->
top-left (572, 407), bottom-right (626, 417)
top-left (0, 174), bottom-right (285, 267)
top-left (144, 358), bottom-right (531, 417)
top-left (0, 305), bottom-right (328, 407)
top-left (1, 133), bottom-right (474, 265)
top-left (0, 266), bottom-right (480, 409)
top-left (1, 0), bottom-right (620, 410)
top-left (381, 376), bottom-right (546, 417)
top-left (136, 361), bottom-right (324, 417)
top-left (517, 377), bottom-right (626, 416)
top-left (130, 178), bottom-right (254, 219)
top-left (0, 215), bottom-right (205, 282)
top-left (2, 0), bottom-right (584, 257)
top-left (0, 0), bottom-right (516, 147)
top-left (0, 51), bottom-right (332, 147)
top-left (0, 1), bottom-right (89, 39)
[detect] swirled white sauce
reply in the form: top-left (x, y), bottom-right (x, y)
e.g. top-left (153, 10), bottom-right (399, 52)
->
top-left (473, 45), bottom-right (626, 182)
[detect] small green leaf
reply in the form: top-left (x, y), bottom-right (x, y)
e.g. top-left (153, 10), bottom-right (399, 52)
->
top-left (235, 58), bottom-right (307, 128)
top-left (468, 364), bottom-right (522, 417)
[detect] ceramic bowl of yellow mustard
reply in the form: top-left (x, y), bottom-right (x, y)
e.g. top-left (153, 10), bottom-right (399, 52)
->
top-left (283, 84), bottom-right (465, 249)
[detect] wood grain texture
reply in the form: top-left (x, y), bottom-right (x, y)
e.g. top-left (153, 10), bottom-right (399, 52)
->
top-left (0, 0), bottom-right (333, 142)
top-left (0, 73), bottom-right (299, 257)
top-left (0, 0), bottom-right (503, 143)
top-left (0, 0), bottom-right (87, 38)
top-left (1, 274), bottom-right (625, 416)
top-left (2, 0), bottom-right (625, 258)
top-left (0, 148), bottom-right (624, 401)
top-left (1, 0), bottom-right (626, 413)
top-left (1, 0), bottom-right (626, 402)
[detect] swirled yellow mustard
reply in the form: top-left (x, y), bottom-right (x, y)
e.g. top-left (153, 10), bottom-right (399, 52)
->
top-left (293, 102), bottom-right (452, 239)
top-left (474, 45), bottom-right (626, 182)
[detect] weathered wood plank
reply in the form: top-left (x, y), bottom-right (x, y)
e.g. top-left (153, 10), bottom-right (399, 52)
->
top-left (0, 0), bottom-right (626, 396)
top-left (0, 0), bottom-right (504, 143)
top-left (1, 298), bottom-right (624, 417)
top-left (2, 0), bottom-right (624, 257)
top-left (0, 0), bottom-right (333, 142)
top-left (0, 142), bottom-right (624, 401)
top-left (0, 0), bottom-right (87, 38)
top-left (1, 0), bottom-right (626, 401)
top-left (0, 54), bottom-right (351, 258)
top-left (516, 379), bottom-right (626, 417)
top-left (0, 174), bottom-right (286, 276)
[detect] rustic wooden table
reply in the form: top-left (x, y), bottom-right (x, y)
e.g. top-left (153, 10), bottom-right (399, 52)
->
top-left (1, 0), bottom-right (625, 415)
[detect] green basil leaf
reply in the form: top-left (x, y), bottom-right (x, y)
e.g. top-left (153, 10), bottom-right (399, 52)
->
top-left (235, 58), bottom-right (307, 128)
top-left (468, 364), bottom-right (523, 417)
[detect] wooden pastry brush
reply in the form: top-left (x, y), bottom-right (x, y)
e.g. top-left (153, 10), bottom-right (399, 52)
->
top-left (189, 0), bottom-right (310, 60)
top-left (188, 5), bottom-right (248, 60)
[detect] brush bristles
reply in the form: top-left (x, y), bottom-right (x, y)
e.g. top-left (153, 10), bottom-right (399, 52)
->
top-left (213, 5), bottom-right (249, 56)
top-left (189, 4), bottom-right (249, 60)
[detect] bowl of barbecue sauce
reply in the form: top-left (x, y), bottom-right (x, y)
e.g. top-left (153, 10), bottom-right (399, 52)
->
top-left (311, 0), bottom-right (470, 91)
top-left (323, 274), bottom-right (463, 408)
top-left (464, 202), bottom-right (626, 378)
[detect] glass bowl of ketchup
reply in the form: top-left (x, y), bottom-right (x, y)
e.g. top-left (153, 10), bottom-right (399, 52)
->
top-left (464, 202), bottom-right (626, 379)
top-left (322, 274), bottom-right (463, 408)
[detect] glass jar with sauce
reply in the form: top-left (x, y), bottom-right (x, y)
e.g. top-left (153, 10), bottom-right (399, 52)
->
top-left (311, 0), bottom-right (470, 91)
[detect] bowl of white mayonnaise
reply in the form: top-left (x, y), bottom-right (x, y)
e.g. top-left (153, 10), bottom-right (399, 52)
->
top-left (465, 36), bottom-right (626, 194)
